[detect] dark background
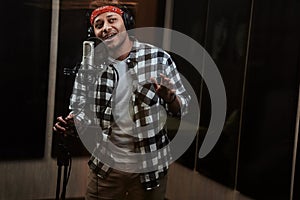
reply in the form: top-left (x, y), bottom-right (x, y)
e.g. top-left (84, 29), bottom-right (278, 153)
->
top-left (0, 0), bottom-right (51, 160)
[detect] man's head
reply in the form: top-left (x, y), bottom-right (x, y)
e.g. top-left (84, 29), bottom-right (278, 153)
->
top-left (90, 5), bottom-right (135, 30)
top-left (90, 5), bottom-right (134, 59)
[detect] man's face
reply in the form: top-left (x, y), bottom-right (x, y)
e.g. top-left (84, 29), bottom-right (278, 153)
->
top-left (93, 12), bottom-right (128, 50)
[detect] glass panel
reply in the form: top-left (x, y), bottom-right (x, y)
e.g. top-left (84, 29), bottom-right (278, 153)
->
top-left (172, 0), bottom-right (209, 170)
top-left (237, 0), bottom-right (300, 199)
top-left (52, 6), bottom-right (91, 158)
top-left (196, 0), bottom-right (252, 188)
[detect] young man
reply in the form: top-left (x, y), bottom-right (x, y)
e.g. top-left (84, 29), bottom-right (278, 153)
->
top-left (53, 3), bottom-right (190, 200)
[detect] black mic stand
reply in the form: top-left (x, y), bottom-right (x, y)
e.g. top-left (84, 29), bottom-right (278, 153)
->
top-left (55, 136), bottom-right (72, 200)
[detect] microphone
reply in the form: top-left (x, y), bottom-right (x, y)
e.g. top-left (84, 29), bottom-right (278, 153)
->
top-left (81, 41), bottom-right (95, 66)
top-left (64, 39), bottom-right (107, 77)
top-left (63, 40), bottom-right (95, 76)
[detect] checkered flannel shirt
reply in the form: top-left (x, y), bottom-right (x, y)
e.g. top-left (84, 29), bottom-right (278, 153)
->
top-left (69, 37), bottom-right (191, 190)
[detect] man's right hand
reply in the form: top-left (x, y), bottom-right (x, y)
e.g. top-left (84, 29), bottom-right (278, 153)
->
top-left (53, 113), bottom-right (75, 137)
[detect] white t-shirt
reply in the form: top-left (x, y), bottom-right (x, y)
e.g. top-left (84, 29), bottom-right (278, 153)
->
top-left (108, 58), bottom-right (137, 168)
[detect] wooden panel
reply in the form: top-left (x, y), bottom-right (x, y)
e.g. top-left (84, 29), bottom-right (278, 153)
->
top-left (165, 162), bottom-right (254, 200)
top-left (0, 158), bottom-right (89, 199)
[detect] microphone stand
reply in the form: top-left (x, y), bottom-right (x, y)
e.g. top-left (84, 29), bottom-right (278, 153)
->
top-left (55, 38), bottom-right (101, 199)
top-left (55, 137), bottom-right (72, 200)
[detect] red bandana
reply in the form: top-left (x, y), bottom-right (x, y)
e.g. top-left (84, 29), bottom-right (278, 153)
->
top-left (90, 5), bottom-right (124, 25)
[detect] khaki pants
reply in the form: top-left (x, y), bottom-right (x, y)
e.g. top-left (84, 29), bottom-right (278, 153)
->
top-left (85, 169), bottom-right (168, 200)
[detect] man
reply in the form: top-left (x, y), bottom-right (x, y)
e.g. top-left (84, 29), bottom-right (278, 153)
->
top-left (53, 3), bottom-right (190, 200)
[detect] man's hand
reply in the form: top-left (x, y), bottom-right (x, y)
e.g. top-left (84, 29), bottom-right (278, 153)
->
top-left (150, 73), bottom-right (181, 114)
top-left (150, 73), bottom-right (176, 103)
top-left (53, 113), bottom-right (76, 137)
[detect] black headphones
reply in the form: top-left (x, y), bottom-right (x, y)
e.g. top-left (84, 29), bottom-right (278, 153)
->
top-left (120, 5), bottom-right (135, 30)
top-left (87, 4), bottom-right (135, 38)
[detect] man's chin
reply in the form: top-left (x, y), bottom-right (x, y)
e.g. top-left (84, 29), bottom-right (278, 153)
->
top-left (103, 40), bottom-right (116, 49)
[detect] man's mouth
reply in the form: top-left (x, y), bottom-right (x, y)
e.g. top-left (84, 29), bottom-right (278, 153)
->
top-left (103, 33), bottom-right (117, 41)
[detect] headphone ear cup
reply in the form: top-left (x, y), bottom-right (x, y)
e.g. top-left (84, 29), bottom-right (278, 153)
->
top-left (121, 7), bottom-right (135, 30)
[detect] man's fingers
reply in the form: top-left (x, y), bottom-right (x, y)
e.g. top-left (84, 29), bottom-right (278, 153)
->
top-left (54, 122), bottom-right (66, 132)
top-left (150, 77), bottom-right (159, 90)
top-left (57, 116), bottom-right (67, 125)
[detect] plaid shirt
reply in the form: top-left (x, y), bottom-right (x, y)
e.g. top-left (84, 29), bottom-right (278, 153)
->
top-left (69, 37), bottom-right (191, 190)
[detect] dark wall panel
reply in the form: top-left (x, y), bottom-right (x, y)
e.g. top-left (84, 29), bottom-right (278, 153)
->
top-left (172, 0), bottom-right (251, 187)
top-left (237, 0), bottom-right (300, 199)
top-left (172, 0), bottom-right (300, 199)
top-left (172, 0), bottom-right (209, 170)
top-left (0, 1), bottom-right (51, 160)
top-left (52, 7), bottom-right (90, 158)
top-left (196, 0), bottom-right (252, 188)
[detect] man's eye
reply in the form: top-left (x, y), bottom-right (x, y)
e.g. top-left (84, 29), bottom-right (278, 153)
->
top-left (108, 18), bottom-right (117, 23)
top-left (94, 23), bottom-right (103, 29)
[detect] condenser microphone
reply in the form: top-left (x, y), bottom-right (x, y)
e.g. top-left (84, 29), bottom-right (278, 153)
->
top-left (77, 40), bottom-right (98, 84)
top-left (63, 40), bottom-right (95, 76)
top-left (81, 40), bottom-right (95, 66)
top-left (64, 39), bottom-right (106, 76)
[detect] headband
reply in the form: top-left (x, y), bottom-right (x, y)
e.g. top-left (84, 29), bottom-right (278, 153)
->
top-left (90, 5), bottom-right (124, 25)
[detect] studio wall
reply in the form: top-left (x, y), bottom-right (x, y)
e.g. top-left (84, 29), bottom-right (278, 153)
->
top-left (172, 0), bottom-right (300, 199)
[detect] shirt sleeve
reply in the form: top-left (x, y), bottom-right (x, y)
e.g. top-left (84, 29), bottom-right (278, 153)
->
top-left (69, 71), bottom-right (94, 125)
top-left (163, 52), bottom-right (191, 117)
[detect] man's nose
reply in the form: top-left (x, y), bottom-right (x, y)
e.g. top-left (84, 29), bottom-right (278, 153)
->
top-left (102, 21), bottom-right (111, 33)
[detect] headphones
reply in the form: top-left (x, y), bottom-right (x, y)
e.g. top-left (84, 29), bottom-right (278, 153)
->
top-left (87, 4), bottom-right (135, 38)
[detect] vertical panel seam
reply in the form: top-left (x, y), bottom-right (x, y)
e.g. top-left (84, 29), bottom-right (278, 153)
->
top-left (290, 86), bottom-right (300, 200)
top-left (234, 0), bottom-right (255, 196)
top-left (193, 0), bottom-right (212, 172)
